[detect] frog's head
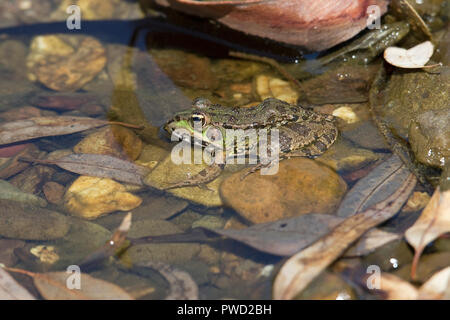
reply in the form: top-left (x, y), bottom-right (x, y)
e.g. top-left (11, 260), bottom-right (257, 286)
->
top-left (164, 98), bottom-right (222, 147)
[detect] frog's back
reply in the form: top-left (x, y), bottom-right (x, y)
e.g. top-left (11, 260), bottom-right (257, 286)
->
top-left (209, 98), bottom-right (308, 129)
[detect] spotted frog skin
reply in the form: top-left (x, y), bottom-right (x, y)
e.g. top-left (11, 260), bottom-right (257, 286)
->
top-left (163, 97), bottom-right (338, 188)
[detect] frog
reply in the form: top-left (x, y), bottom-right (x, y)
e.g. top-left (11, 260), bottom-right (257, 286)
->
top-left (163, 97), bottom-right (338, 189)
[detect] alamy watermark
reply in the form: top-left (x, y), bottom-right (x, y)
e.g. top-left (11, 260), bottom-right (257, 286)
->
top-left (66, 5), bottom-right (81, 30)
top-left (66, 265), bottom-right (81, 290)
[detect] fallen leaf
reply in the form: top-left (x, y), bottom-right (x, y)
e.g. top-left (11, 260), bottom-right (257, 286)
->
top-left (373, 267), bottom-right (450, 300)
top-left (273, 174), bottom-right (416, 299)
top-left (207, 214), bottom-right (344, 256)
top-left (336, 154), bottom-right (411, 218)
top-left (5, 267), bottom-right (133, 300)
top-left (377, 273), bottom-right (419, 300)
top-left (0, 116), bottom-right (140, 145)
top-left (343, 228), bottom-right (402, 257)
top-left (137, 261), bottom-right (198, 300)
top-left (22, 154), bottom-right (149, 185)
top-left (384, 41), bottom-right (435, 68)
top-left (405, 187), bottom-right (450, 279)
top-left (418, 266), bottom-right (450, 300)
top-left (154, 0), bottom-right (389, 51)
top-left (0, 143), bottom-right (41, 179)
top-left (0, 267), bottom-right (36, 300)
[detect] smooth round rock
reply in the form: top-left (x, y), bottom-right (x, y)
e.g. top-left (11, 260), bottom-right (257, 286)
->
top-left (64, 176), bottom-right (142, 220)
top-left (220, 158), bottom-right (347, 223)
top-left (0, 199), bottom-right (70, 240)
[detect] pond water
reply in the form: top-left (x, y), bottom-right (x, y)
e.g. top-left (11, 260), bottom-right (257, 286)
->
top-left (0, 0), bottom-right (448, 300)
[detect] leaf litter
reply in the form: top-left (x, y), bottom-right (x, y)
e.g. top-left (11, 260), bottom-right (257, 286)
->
top-left (0, 116), bottom-right (141, 146)
top-left (20, 153), bottom-right (149, 185)
top-left (273, 173), bottom-right (416, 299)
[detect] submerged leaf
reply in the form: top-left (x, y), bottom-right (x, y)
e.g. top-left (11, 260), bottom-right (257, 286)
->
top-left (0, 267), bottom-right (36, 300)
top-left (273, 174), bottom-right (416, 299)
top-left (207, 214), bottom-right (344, 256)
top-left (137, 262), bottom-right (198, 300)
top-left (418, 266), bottom-right (450, 300)
top-left (405, 187), bottom-right (450, 278)
top-left (0, 116), bottom-right (108, 145)
top-left (22, 154), bottom-right (149, 185)
top-left (336, 154), bottom-right (411, 218)
top-left (4, 267), bottom-right (133, 300)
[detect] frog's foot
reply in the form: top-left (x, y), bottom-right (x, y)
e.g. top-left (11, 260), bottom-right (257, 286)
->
top-left (164, 163), bottom-right (224, 191)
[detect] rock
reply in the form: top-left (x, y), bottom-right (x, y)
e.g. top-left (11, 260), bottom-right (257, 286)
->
top-left (131, 195), bottom-right (188, 221)
top-left (169, 210), bottom-right (203, 231)
top-left (150, 49), bottom-right (218, 90)
top-left (255, 74), bottom-right (298, 104)
top-left (0, 199), bottom-right (70, 240)
top-left (43, 181), bottom-right (65, 205)
top-left (125, 219), bottom-right (201, 265)
top-left (51, 218), bottom-right (112, 269)
top-left (192, 215), bottom-right (226, 230)
top-left (9, 163), bottom-right (54, 195)
top-left (0, 239), bottom-right (25, 267)
top-left (342, 120), bottom-right (389, 150)
top-left (295, 271), bottom-right (356, 300)
top-left (332, 106), bottom-right (359, 124)
top-left (377, 70), bottom-right (450, 139)
top-left (51, 0), bottom-right (144, 21)
top-left (394, 252), bottom-right (450, 283)
top-left (0, 40), bottom-right (27, 75)
top-left (64, 176), bottom-right (142, 219)
top-left (73, 125), bottom-right (143, 160)
top-left (316, 138), bottom-right (381, 172)
top-left (362, 240), bottom-right (413, 272)
top-left (0, 179), bottom-right (47, 207)
top-left (220, 158), bottom-right (347, 223)
top-left (27, 35), bottom-right (107, 91)
top-left (403, 191), bottom-right (431, 213)
top-left (409, 108), bottom-right (450, 168)
top-left (30, 245), bottom-right (60, 265)
top-left (144, 153), bottom-right (228, 207)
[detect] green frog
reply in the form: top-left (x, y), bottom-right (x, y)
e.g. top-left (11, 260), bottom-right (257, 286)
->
top-left (163, 97), bottom-right (338, 189)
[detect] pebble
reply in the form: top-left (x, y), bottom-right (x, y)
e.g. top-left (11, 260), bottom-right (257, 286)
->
top-left (73, 125), bottom-right (143, 160)
top-left (220, 158), bottom-right (347, 223)
top-left (64, 176), bottom-right (142, 219)
top-left (0, 199), bottom-right (69, 240)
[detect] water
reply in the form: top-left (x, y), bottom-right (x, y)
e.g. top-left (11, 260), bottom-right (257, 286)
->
top-left (0, 0), bottom-right (447, 300)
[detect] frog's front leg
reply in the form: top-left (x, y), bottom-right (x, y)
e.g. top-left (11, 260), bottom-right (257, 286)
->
top-left (165, 151), bottom-right (226, 190)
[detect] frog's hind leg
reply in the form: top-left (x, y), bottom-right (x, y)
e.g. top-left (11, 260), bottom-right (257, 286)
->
top-left (165, 163), bottom-right (225, 190)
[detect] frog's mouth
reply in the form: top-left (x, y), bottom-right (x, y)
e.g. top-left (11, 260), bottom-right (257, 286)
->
top-left (163, 120), bottom-right (224, 150)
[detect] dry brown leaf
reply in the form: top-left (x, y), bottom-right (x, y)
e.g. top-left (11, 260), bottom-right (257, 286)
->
top-left (0, 267), bottom-right (36, 300)
top-left (378, 273), bottom-right (419, 300)
top-left (375, 267), bottom-right (450, 300)
top-left (405, 187), bottom-right (450, 278)
top-left (273, 174), bottom-right (416, 300)
top-left (5, 267), bottom-right (133, 300)
top-left (0, 116), bottom-right (140, 146)
top-left (22, 154), bottom-right (149, 185)
top-left (0, 116), bottom-right (107, 145)
top-left (137, 262), bottom-right (198, 300)
top-left (384, 41), bottom-right (435, 68)
top-left (154, 0), bottom-right (389, 51)
top-left (418, 266), bottom-right (450, 300)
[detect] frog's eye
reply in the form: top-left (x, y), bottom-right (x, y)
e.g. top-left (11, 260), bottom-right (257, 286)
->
top-left (191, 113), bottom-right (207, 127)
